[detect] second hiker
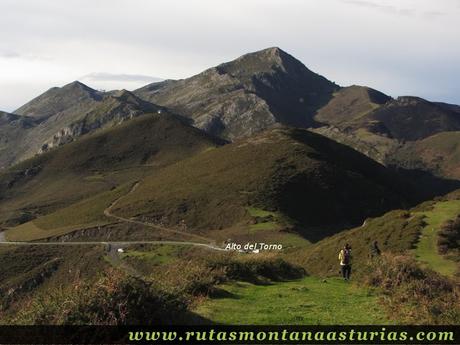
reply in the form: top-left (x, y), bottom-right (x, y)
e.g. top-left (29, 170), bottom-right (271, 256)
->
top-left (338, 243), bottom-right (352, 281)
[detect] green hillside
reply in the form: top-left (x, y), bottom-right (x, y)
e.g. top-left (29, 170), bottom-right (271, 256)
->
top-left (0, 112), bottom-right (222, 229)
top-left (1, 82), bottom-right (172, 168)
top-left (313, 93), bottom-right (460, 183)
top-left (367, 97), bottom-right (460, 141)
top-left (389, 131), bottom-right (460, 180)
top-left (1, 47), bottom-right (460, 327)
top-left (113, 127), bottom-right (411, 242)
top-left (296, 197), bottom-right (460, 278)
top-left (413, 200), bottom-right (460, 277)
top-left (296, 209), bottom-right (426, 276)
top-left (314, 85), bottom-right (390, 126)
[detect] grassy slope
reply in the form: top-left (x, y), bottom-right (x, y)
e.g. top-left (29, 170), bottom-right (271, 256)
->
top-left (296, 210), bottom-right (425, 276)
top-left (0, 244), bottom-right (107, 319)
top-left (5, 184), bottom-right (131, 241)
top-left (293, 195), bottom-right (460, 278)
top-left (194, 277), bottom-right (388, 324)
top-left (414, 200), bottom-right (460, 276)
top-left (114, 127), bottom-right (409, 242)
top-left (0, 113), bottom-right (221, 230)
top-left (318, 95), bottom-right (460, 142)
top-left (390, 131), bottom-right (460, 180)
top-left (314, 85), bottom-right (390, 127)
top-left (368, 97), bottom-right (460, 141)
top-left (314, 93), bottom-right (460, 185)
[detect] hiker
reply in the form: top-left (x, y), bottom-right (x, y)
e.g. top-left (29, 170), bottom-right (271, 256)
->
top-left (338, 243), bottom-right (352, 280)
top-left (370, 240), bottom-right (381, 258)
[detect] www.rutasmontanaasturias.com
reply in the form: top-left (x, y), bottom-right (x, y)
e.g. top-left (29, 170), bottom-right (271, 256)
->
top-left (127, 328), bottom-right (455, 343)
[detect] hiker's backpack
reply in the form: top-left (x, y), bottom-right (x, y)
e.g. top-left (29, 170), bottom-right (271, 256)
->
top-left (343, 249), bottom-right (351, 265)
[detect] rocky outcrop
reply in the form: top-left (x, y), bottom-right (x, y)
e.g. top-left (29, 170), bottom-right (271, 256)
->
top-left (135, 47), bottom-right (338, 140)
top-left (1, 85), bottom-right (163, 166)
top-left (38, 90), bottom-right (162, 153)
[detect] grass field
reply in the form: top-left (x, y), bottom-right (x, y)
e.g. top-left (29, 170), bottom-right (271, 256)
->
top-left (121, 245), bottom-right (181, 265)
top-left (414, 200), bottom-right (460, 276)
top-left (4, 184), bottom-right (131, 241)
top-left (194, 277), bottom-right (388, 324)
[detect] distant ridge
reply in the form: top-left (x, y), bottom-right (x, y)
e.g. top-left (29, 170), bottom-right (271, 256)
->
top-left (1, 82), bottom-right (167, 167)
top-left (15, 81), bottom-right (102, 120)
top-left (2, 47), bottom-right (460, 184)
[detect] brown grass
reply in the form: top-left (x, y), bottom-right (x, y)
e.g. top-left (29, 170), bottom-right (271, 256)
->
top-left (359, 253), bottom-right (460, 324)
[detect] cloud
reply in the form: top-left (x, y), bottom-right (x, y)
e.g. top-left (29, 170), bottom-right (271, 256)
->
top-left (423, 10), bottom-right (446, 18)
top-left (0, 50), bottom-right (51, 61)
top-left (342, 0), bottom-right (414, 15)
top-left (342, 0), bottom-right (445, 17)
top-left (80, 72), bottom-right (163, 83)
top-left (0, 51), bottom-right (21, 59)
top-left (0, 0), bottom-right (458, 108)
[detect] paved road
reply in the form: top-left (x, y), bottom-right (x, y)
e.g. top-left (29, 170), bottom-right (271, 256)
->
top-left (0, 239), bottom-right (225, 251)
top-left (0, 180), bottom-right (226, 254)
top-left (0, 181), bottom-right (225, 252)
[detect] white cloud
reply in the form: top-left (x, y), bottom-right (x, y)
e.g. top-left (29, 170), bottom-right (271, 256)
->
top-left (81, 73), bottom-right (163, 83)
top-left (79, 73), bottom-right (164, 93)
top-left (0, 0), bottom-right (459, 111)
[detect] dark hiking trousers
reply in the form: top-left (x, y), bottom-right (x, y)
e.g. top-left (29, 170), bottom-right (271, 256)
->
top-left (341, 265), bottom-right (351, 280)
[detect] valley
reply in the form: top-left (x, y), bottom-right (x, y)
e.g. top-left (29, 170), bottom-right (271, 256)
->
top-left (0, 47), bottom-right (459, 326)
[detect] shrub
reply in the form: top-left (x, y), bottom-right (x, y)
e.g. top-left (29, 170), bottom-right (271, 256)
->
top-left (359, 253), bottom-right (460, 324)
top-left (154, 259), bottom-right (227, 299)
top-left (11, 269), bottom-right (188, 325)
top-left (150, 252), bottom-right (306, 302)
top-left (206, 254), bottom-right (305, 283)
top-left (438, 216), bottom-right (460, 256)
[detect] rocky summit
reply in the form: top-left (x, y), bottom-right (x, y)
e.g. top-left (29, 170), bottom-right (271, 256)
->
top-left (134, 47), bottom-right (339, 140)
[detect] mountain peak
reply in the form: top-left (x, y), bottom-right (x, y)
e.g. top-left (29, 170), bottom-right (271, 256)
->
top-left (216, 47), bottom-right (304, 76)
top-left (62, 80), bottom-right (97, 93)
top-left (110, 89), bottom-right (133, 98)
top-left (135, 47), bottom-right (338, 140)
top-left (14, 81), bottom-right (102, 119)
top-left (251, 46), bottom-right (287, 58)
top-left (107, 89), bottom-right (154, 107)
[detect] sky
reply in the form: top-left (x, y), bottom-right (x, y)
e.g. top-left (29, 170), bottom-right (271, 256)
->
top-left (1, 0), bottom-right (459, 112)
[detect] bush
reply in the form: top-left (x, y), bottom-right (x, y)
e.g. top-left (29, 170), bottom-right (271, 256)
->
top-left (207, 254), bottom-right (305, 283)
top-left (359, 253), bottom-right (460, 324)
top-left (438, 216), bottom-right (460, 255)
top-left (154, 259), bottom-right (227, 299)
top-left (150, 253), bottom-right (306, 302)
top-left (11, 269), bottom-right (188, 325)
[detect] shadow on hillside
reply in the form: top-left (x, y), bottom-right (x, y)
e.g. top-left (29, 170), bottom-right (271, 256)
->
top-left (173, 311), bottom-right (218, 325)
top-left (274, 140), bottom-right (460, 244)
top-left (391, 166), bottom-right (460, 201)
top-left (209, 287), bottom-right (240, 299)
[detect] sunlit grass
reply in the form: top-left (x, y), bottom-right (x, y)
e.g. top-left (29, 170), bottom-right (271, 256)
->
top-left (194, 276), bottom-right (388, 324)
top-left (414, 200), bottom-right (460, 277)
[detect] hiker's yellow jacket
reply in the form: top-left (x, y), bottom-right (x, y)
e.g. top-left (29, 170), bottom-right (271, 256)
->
top-left (338, 249), bottom-right (352, 265)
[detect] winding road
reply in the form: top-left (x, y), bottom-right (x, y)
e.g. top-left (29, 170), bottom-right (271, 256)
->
top-left (104, 182), bottom-right (214, 244)
top-left (0, 181), bottom-right (226, 252)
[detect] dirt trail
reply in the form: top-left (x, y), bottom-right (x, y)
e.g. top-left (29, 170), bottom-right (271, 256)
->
top-left (103, 181), bottom-right (218, 245)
